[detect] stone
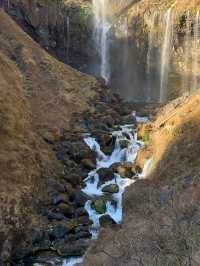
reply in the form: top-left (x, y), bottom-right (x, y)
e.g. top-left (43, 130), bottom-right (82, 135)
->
top-left (66, 174), bottom-right (81, 187)
top-left (65, 182), bottom-right (76, 200)
top-left (99, 215), bottom-right (117, 227)
top-left (47, 211), bottom-right (66, 221)
top-left (102, 184), bottom-right (119, 194)
top-left (57, 203), bottom-right (74, 217)
top-left (92, 199), bottom-right (106, 214)
top-left (81, 158), bottom-right (96, 170)
top-left (75, 207), bottom-right (88, 217)
top-left (75, 231), bottom-right (92, 240)
top-left (48, 225), bottom-right (70, 240)
top-left (75, 190), bottom-right (89, 207)
top-left (97, 167), bottom-right (115, 187)
top-left (52, 193), bottom-right (69, 205)
top-left (57, 239), bottom-right (90, 257)
top-left (77, 216), bottom-right (93, 226)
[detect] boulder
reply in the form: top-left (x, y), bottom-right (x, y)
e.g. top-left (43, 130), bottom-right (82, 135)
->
top-left (75, 190), bottom-right (89, 207)
top-left (49, 225), bottom-right (70, 240)
top-left (97, 167), bottom-right (115, 187)
top-left (56, 240), bottom-right (90, 257)
top-left (52, 193), bottom-right (69, 205)
top-left (91, 199), bottom-right (106, 214)
top-left (99, 215), bottom-right (117, 227)
top-left (57, 203), bottom-right (74, 217)
top-left (102, 184), bottom-right (119, 194)
top-left (81, 158), bottom-right (96, 170)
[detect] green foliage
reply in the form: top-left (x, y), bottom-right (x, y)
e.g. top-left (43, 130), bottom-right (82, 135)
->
top-left (143, 131), bottom-right (150, 143)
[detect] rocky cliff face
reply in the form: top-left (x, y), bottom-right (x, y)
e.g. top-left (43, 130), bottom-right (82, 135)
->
top-left (5, 0), bottom-right (200, 103)
top-left (6, 0), bottom-right (94, 71)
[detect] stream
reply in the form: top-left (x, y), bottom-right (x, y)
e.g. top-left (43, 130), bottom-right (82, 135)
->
top-left (62, 114), bottom-right (152, 266)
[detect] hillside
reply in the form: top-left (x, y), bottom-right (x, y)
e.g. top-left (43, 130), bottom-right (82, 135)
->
top-left (82, 91), bottom-right (200, 265)
top-left (0, 9), bottom-right (129, 264)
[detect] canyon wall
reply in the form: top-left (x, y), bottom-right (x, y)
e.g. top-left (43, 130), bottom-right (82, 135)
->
top-left (5, 0), bottom-right (200, 103)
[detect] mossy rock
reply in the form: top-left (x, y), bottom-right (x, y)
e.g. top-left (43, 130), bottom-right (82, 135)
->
top-left (91, 199), bottom-right (106, 214)
top-left (102, 184), bottom-right (119, 194)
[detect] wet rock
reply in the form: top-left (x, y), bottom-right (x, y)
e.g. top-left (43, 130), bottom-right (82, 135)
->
top-left (117, 164), bottom-right (136, 178)
top-left (57, 203), bottom-right (74, 217)
top-left (49, 225), bottom-right (70, 240)
top-left (75, 190), bottom-right (90, 207)
top-left (97, 167), bottom-right (115, 187)
top-left (99, 215), bottom-right (117, 227)
top-left (52, 193), bottom-right (69, 205)
top-left (119, 139), bottom-right (130, 149)
top-left (91, 199), bottom-right (106, 214)
top-left (81, 158), bottom-right (96, 170)
top-left (102, 184), bottom-right (119, 194)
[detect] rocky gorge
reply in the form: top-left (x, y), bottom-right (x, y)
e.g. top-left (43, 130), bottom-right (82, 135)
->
top-left (0, 0), bottom-right (200, 266)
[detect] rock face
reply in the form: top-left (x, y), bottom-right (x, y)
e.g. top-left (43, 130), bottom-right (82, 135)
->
top-left (4, 0), bottom-right (200, 102)
top-left (6, 0), bottom-right (94, 71)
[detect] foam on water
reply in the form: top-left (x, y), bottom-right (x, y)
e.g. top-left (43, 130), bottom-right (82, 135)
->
top-left (63, 257), bottom-right (84, 266)
top-left (82, 123), bottom-right (146, 239)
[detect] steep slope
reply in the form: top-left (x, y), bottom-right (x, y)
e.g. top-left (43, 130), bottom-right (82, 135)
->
top-left (82, 91), bottom-right (200, 265)
top-left (0, 9), bottom-right (123, 264)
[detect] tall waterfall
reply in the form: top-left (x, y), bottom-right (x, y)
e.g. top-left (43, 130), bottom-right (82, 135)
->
top-left (192, 11), bottom-right (200, 90)
top-left (92, 0), bottom-right (110, 83)
top-left (146, 12), bottom-right (157, 102)
top-left (182, 11), bottom-right (192, 92)
top-left (160, 8), bottom-right (174, 102)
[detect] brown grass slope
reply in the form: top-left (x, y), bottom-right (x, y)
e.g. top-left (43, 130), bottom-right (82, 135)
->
top-left (0, 9), bottom-right (100, 261)
top-left (82, 91), bottom-right (200, 266)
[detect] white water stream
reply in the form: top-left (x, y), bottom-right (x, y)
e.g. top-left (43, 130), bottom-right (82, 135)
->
top-left (62, 115), bottom-right (152, 266)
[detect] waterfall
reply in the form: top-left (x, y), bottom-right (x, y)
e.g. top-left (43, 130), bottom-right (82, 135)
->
top-left (146, 12), bottom-right (157, 102)
top-left (92, 0), bottom-right (110, 83)
top-left (182, 11), bottom-right (192, 92)
top-left (160, 8), bottom-right (174, 103)
top-left (192, 11), bottom-right (200, 91)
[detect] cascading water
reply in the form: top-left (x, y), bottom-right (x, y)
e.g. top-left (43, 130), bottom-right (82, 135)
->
top-left (146, 12), bottom-right (157, 102)
top-left (92, 0), bottom-right (110, 83)
top-left (160, 8), bottom-right (174, 103)
top-left (182, 11), bottom-right (192, 92)
top-left (192, 11), bottom-right (200, 91)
